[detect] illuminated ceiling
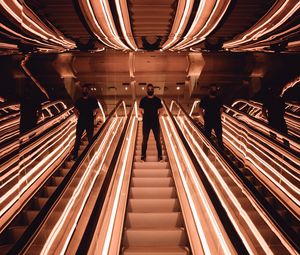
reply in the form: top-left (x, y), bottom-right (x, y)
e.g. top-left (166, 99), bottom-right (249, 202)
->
top-left (0, 0), bottom-right (300, 54)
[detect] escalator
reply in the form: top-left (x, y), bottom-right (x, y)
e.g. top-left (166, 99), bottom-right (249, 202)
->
top-left (0, 102), bottom-right (125, 254)
top-left (173, 100), bottom-right (300, 253)
top-left (0, 132), bottom-right (89, 254)
top-left (121, 121), bottom-right (190, 254)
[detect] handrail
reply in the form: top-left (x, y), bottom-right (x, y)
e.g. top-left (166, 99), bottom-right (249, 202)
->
top-left (231, 99), bottom-right (300, 139)
top-left (7, 100), bottom-right (126, 255)
top-left (76, 103), bottom-right (135, 254)
top-left (164, 100), bottom-right (249, 254)
top-left (172, 100), bottom-right (300, 252)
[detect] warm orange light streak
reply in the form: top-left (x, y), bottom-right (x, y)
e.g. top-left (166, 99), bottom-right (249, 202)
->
top-left (1, 0), bottom-right (75, 49)
top-left (0, 121), bottom-right (76, 217)
top-left (0, 42), bottom-right (18, 49)
top-left (0, 23), bottom-right (58, 49)
top-left (224, 1), bottom-right (300, 49)
top-left (100, 0), bottom-right (129, 50)
top-left (185, 115), bottom-right (297, 254)
top-left (97, 101), bottom-right (106, 122)
top-left (281, 76), bottom-right (300, 96)
top-left (81, 0), bottom-right (123, 49)
top-left (40, 118), bottom-right (122, 254)
top-left (175, 114), bottom-right (277, 254)
top-left (115, 0), bottom-right (138, 50)
top-left (162, 112), bottom-right (233, 254)
top-left (222, 119), bottom-right (300, 210)
top-left (174, 0), bottom-right (231, 50)
top-left (102, 115), bottom-right (137, 254)
top-left (162, 0), bottom-right (194, 50)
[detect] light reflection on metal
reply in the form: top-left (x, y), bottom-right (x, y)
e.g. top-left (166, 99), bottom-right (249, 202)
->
top-left (172, 101), bottom-right (296, 254)
top-left (224, 1), bottom-right (300, 51)
top-left (189, 100), bottom-right (300, 216)
top-left (162, 0), bottom-right (194, 50)
top-left (40, 118), bottom-right (122, 254)
top-left (281, 76), bottom-right (300, 96)
top-left (161, 116), bottom-right (231, 255)
top-left (102, 114), bottom-right (137, 254)
top-left (0, 111), bottom-right (76, 221)
top-left (171, 0), bottom-right (231, 50)
top-left (0, 0), bottom-right (75, 49)
top-left (78, 0), bottom-right (129, 50)
top-left (115, 0), bottom-right (138, 50)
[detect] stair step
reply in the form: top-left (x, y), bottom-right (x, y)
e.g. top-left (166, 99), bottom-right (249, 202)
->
top-left (128, 199), bottom-right (180, 213)
top-left (131, 178), bottom-right (174, 187)
top-left (132, 169), bottom-right (171, 178)
top-left (135, 150), bottom-right (167, 156)
top-left (133, 162), bottom-right (169, 169)
top-left (129, 187), bottom-right (176, 198)
top-left (123, 229), bottom-right (187, 247)
top-left (126, 212), bottom-right (183, 228)
top-left (134, 156), bottom-right (167, 162)
top-left (123, 246), bottom-right (189, 255)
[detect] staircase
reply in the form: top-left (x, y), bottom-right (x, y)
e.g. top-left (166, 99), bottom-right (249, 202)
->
top-left (121, 122), bottom-right (190, 255)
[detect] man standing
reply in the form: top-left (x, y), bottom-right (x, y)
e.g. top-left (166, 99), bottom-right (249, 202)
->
top-left (139, 83), bottom-right (163, 161)
top-left (72, 84), bottom-right (100, 160)
top-left (199, 84), bottom-right (224, 149)
top-left (262, 87), bottom-right (289, 146)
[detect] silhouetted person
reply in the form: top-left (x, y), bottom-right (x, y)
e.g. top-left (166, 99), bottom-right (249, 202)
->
top-left (72, 84), bottom-right (100, 159)
top-left (262, 88), bottom-right (289, 146)
top-left (139, 84), bottom-right (163, 161)
top-left (20, 94), bottom-right (43, 134)
top-left (199, 84), bottom-right (224, 149)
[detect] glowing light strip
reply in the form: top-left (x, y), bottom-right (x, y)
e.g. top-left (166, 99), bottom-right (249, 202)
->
top-left (102, 114), bottom-right (136, 254)
top-left (162, 117), bottom-right (211, 255)
top-left (115, 0), bottom-right (138, 50)
top-left (97, 100), bottom-right (106, 122)
top-left (222, 119), bottom-right (300, 207)
top-left (41, 118), bottom-right (121, 254)
top-left (0, 0), bottom-right (75, 48)
top-left (100, 0), bottom-right (129, 50)
top-left (0, 122), bottom-right (75, 217)
top-left (174, 0), bottom-right (230, 50)
top-left (224, 1), bottom-right (300, 49)
top-left (175, 115), bottom-right (274, 254)
top-left (163, 113), bottom-right (234, 254)
top-left (84, 0), bottom-right (122, 49)
top-left (180, 115), bottom-right (295, 253)
top-left (189, 100), bottom-right (200, 116)
top-left (0, 42), bottom-right (18, 49)
top-left (162, 0), bottom-right (193, 50)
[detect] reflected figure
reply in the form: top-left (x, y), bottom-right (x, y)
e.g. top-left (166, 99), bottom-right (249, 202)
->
top-left (199, 84), bottom-right (224, 149)
top-left (19, 93), bottom-right (43, 134)
top-left (139, 83), bottom-right (163, 161)
top-left (72, 84), bottom-right (100, 160)
top-left (262, 87), bottom-right (289, 146)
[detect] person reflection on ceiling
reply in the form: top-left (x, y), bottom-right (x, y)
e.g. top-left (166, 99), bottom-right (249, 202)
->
top-left (19, 83), bottom-right (46, 134)
top-left (142, 36), bottom-right (162, 51)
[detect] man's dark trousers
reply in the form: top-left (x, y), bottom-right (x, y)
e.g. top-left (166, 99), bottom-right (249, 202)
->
top-left (142, 121), bottom-right (162, 159)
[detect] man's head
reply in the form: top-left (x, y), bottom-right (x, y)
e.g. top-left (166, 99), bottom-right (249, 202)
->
top-left (147, 84), bottom-right (154, 97)
top-left (82, 84), bottom-right (91, 97)
top-left (209, 84), bottom-right (218, 97)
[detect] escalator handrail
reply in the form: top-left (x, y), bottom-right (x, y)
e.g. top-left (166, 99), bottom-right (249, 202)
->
top-left (7, 100), bottom-right (125, 255)
top-left (164, 99), bottom-right (249, 255)
top-left (171, 100), bottom-right (300, 252)
top-left (76, 104), bottom-right (134, 254)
